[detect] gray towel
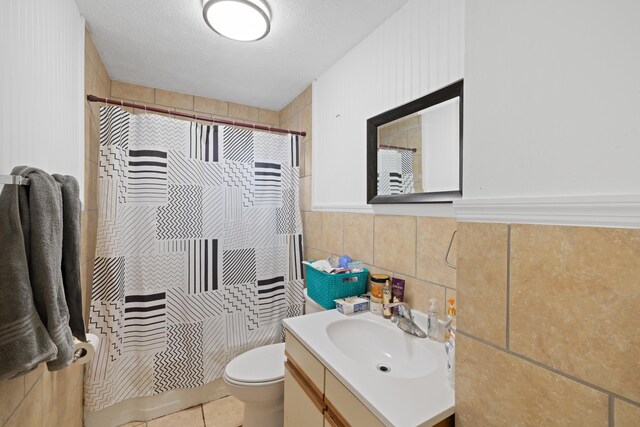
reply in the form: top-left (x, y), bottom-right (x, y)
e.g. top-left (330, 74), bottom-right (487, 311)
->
top-left (0, 172), bottom-right (57, 380)
top-left (53, 174), bottom-right (87, 342)
top-left (15, 166), bottom-right (75, 371)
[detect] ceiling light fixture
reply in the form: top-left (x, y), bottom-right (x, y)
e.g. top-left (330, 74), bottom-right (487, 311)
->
top-left (202, 0), bottom-right (271, 42)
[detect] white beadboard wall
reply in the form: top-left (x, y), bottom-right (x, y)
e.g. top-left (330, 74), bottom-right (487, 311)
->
top-left (0, 0), bottom-right (85, 198)
top-left (313, 0), bottom-right (464, 216)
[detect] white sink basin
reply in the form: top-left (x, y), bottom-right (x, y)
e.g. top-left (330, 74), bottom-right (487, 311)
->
top-left (283, 309), bottom-right (455, 427)
top-left (325, 317), bottom-right (437, 379)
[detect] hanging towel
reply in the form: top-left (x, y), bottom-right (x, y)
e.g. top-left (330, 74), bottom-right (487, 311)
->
top-left (15, 166), bottom-right (75, 371)
top-left (0, 172), bottom-right (57, 380)
top-left (53, 174), bottom-right (87, 342)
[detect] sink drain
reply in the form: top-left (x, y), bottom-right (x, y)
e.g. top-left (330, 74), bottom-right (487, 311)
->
top-left (377, 364), bottom-right (391, 373)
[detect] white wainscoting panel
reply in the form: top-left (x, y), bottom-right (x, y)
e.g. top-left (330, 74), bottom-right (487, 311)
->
top-left (313, 0), bottom-right (464, 217)
top-left (0, 0), bottom-right (85, 198)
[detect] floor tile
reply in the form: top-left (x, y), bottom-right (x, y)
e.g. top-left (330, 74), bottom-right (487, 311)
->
top-left (203, 396), bottom-right (244, 427)
top-left (147, 405), bottom-right (204, 427)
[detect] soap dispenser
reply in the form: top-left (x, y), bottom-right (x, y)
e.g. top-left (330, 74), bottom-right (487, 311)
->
top-left (427, 298), bottom-right (439, 340)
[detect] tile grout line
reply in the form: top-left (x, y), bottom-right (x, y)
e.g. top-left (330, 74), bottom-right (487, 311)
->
top-left (372, 215), bottom-right (376, 266)
top-left (305, 240), bottom-right (458, 291)
top-left (457, 329), bottom-right (640, 408)
top-left (341, 212), bottom-right (345, 255)
top-left (506, 224), bottom-right (511, 351)
top-left (414, 216), bottom-right (418, 278)
top-left (609, 395), bottom-right (614, 427)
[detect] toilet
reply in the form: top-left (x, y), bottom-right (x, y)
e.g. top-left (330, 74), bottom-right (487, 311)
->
top-left (223, 290), bottom-right (326, 427)
top-left (223, 342), bottom-right (287, 427)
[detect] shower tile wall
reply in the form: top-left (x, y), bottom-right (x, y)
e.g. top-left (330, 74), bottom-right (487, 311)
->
top-left (83, 28), bottom-right (111, 322)
top-left (108, 83), bottom-right (280, 128)
top-left (279, 87), bottom-right (458, 314)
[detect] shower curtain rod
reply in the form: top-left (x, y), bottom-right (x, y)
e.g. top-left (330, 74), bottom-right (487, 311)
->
top-left (87, 95), bottom-right (307, 137)
top-left (378, 144), bottom-right (417, 152)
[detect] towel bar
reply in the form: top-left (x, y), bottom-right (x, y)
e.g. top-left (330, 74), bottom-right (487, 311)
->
top-left (0, 175), bottom-right (30, 186)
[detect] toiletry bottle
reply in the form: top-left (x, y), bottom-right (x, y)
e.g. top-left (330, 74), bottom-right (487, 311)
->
top-left (382, 280), bottom-right (392, 319)
top-left (370, 274), bottom-right (389, 316)
top-left (427, 298), bottom-right (439, 339)
top-left (444, 298), bottom-right (457, 341)
top-left (391, 277), bottom-right (405, 316)
top-left (445, 329), bottom-right (455, 389)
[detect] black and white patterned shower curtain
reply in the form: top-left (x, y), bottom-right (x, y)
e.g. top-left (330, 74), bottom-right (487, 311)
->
top-left (85, 107), bottom-right (305, 411)
top-left (377, 149), bottom-right (414, 195)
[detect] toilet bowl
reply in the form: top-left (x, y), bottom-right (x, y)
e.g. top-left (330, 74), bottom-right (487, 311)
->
top-left (223, 343), bottom-right (286, 427)
top-left (224, 294), bottom-right (325, 426)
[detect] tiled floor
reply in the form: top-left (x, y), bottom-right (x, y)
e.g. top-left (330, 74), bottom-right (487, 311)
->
top-left (119, 395), bottom-right (244, 427)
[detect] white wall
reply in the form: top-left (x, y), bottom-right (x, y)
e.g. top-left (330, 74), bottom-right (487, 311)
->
top-left (313, 0), bottom-right (465, 216)
top-left (464, 0), bottom-right (640, 200)
top-left (422, 98), bottom-right (460, 193)
top-left (0, 0), bottom-right (85, 196)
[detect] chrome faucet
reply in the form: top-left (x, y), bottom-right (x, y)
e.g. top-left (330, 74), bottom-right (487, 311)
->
top-left (384, 302), bottom-right (427, 338)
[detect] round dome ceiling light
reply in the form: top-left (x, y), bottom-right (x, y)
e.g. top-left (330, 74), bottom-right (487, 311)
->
top-left (202, 0), bottom-right (271, 42)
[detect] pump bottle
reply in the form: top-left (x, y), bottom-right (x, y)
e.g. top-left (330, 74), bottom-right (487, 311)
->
top-left (427, 298), bottom-right (439, 340)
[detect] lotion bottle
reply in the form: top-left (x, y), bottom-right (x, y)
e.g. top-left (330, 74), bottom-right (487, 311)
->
top-left (427, 298), bottom-right (439, 340)
top-left (382, 281), bottom-right (392, 319)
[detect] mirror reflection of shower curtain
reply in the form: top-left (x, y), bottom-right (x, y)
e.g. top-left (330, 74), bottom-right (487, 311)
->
top-left (377, 149), bottom-right (414, 195)
top-left (85, 106), bottom-right (305, 411)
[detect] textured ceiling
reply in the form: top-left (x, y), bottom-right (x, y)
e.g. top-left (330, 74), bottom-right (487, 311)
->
top-left (77, 0), bottom-right (409, 110)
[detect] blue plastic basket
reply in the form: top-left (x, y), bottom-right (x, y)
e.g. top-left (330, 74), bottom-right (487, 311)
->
top-left (305, 264), bottom-right (368, 310)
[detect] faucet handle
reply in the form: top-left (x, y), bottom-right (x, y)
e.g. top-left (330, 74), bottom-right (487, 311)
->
top-left (383, 302), bottom-right (413, 321)
top-left (399, 304), bottom-right (414, 321)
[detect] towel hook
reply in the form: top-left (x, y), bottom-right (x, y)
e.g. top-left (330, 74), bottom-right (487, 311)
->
top-left (445, 230), bottom-right (457, 269)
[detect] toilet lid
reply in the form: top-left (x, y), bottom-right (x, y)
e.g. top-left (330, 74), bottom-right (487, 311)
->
top-left (225, 343), bottom-right (286, 384)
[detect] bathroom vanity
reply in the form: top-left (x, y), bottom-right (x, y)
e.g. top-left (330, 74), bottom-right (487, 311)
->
top-left (282, 310), bottom-right (455, 427)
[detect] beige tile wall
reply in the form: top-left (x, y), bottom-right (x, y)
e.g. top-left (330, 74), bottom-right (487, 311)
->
top-left (83, 28), bottom-right (110, 320)
top-left (281, 87), bottom-right (458, 314)
top-left (109, 82), bottom-right (280, 128)
top-left (456, 222), bottom-right (640, 425)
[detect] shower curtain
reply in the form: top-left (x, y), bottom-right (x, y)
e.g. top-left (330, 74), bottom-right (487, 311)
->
top-left (85, 106), bottom-right (305, 411)
top-left (377, 149), bottom-right (414, 195)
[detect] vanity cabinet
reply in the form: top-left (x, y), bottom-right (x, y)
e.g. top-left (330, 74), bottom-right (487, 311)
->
top-left (284, 363), bottom-right (324, 426)
top-left (284, 330), bottom-right (384, 427)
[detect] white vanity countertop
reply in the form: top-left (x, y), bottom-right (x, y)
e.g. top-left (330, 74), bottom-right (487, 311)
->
top-left (283, 309), bottom-right (455, 427)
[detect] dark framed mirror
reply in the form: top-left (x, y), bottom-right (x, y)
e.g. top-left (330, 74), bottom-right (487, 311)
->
top-left (367, 79), bottom-right (463, 204)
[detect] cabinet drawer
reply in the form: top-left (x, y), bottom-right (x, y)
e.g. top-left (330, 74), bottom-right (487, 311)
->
top-left (325, 371), bottom-right (384, 427)
top-left (285, 330), bottom-right (325, 395)
top-left (284, 364), bottom-right (324, 427)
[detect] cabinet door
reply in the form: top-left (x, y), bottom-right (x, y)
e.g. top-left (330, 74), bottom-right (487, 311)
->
top-left (285, 331), bottom-right (325, 393)
top-left (325, 371), bottom-right (384, 427)
top-left (284, 363), bottom-right (324, 427)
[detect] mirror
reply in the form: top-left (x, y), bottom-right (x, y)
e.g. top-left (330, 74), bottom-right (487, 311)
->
top-left (367, 79), bottom-right (463, 204)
